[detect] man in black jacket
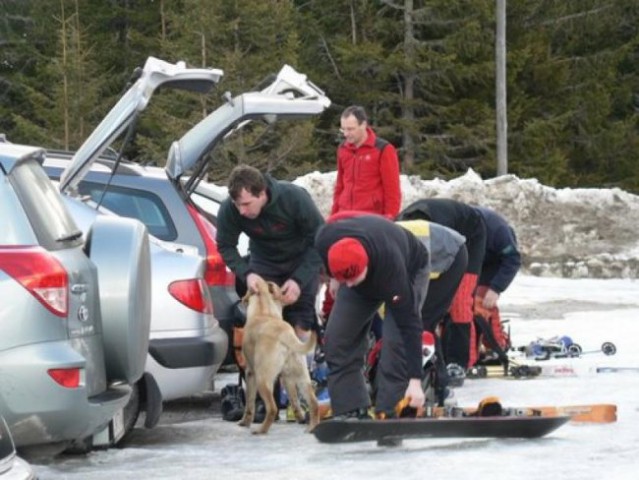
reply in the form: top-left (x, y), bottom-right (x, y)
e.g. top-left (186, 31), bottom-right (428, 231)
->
top-left (315, 213), bottom-right (429, 418)
top-left (216, 164), bottom-right (324, 337)
top-left (473, 206), bottom-right (521, 354)
top-left (397, 198), bottom-right (487, 369)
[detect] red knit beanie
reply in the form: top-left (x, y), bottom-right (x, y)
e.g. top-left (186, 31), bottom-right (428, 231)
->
top-left (328, 237), bottom-right (368, 282)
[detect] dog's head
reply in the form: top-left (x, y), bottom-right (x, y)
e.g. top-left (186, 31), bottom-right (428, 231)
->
top-left (242, 278), bottom-right (284, 320)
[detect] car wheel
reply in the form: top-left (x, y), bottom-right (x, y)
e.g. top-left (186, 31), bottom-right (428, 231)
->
top-left (86, 216), bottom-right (152, 384)
top-left (65, 436), bottom-right (93, 455)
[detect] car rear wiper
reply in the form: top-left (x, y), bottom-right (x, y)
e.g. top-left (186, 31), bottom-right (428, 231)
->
top-left (57, 230), bottom-right (83, 242)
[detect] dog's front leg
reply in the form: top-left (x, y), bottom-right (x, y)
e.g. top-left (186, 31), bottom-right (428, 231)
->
top-left (238, 368), bottom-right (256, 427)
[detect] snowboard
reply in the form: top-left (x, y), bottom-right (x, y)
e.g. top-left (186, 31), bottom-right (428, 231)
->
top-left (312, 415), bottom-right (570, 444)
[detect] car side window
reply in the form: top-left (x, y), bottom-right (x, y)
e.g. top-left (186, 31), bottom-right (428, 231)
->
top-left (78, 182), bottom-right (178, 241)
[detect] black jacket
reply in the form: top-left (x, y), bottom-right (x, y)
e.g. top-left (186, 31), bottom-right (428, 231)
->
top-left (216, 175), bottom-right (324, 288)
top-left (315, 214), bottom-right (428, 379)
top-left (475, 206), bottom-right (521, 293)
top-left (397, 198), bottom-right (486, 275)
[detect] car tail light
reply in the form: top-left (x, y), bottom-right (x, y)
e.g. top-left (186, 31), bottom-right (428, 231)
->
top-left (186, 204), bottom-right (236, 287)
top-left (169, 278), bottom-right (214, 313)
top-left (48, 368), bottom-right (80, 388)
top-left (0, 246), bottom-right (68, 317)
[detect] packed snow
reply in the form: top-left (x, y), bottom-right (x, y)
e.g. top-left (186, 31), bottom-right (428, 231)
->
top-left (28, 171), bottom-right (639, 480)
top-left (295, 169), bottom-right (639, 278)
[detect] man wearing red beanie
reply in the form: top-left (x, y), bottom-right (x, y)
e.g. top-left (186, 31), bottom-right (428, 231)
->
top-left (315, 214), bottom-right (430, 419)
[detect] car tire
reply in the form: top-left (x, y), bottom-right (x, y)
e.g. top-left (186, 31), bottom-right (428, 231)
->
top-left (87, 216), bottom-right (152, 384)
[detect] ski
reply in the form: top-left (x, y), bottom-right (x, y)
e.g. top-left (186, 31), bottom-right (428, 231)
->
top-left (433, 403), bottom-right (616, 423)
top-left (467, 364), bottom-right (543, 379)
top-left (596, 366), bottom-right (639, 374)
top-left (523, 404), bottom-right (617, 423)
top-left (514, 337), bottom-right (616, 361)
top-left (472, 363), bottom-right (638, 379)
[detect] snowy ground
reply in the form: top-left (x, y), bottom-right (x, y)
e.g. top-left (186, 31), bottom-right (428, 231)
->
top-left (30, 274), bottom-right (639, 480)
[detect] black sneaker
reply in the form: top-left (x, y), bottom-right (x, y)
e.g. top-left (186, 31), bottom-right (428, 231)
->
top-left (446, 363), bottom-right (466, 387)
top-left (220, 384), bottom-right (245, 422)
top-left (253, 397), bottom-right (280, 423)
top-left (254, 397), bottom-right (266, 423)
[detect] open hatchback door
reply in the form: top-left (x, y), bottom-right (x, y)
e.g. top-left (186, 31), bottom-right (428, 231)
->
top-left (164, 64), bottom-right (331, 193)
top-left (59, 56), bottom-right (224, 193)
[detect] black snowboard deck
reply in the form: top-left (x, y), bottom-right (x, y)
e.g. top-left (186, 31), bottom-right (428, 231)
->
top-left (312, 415), bottom-right (570, 444)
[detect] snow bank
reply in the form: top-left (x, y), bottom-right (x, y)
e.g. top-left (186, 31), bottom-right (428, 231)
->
top-left (294, 169), bottom-right (639, 279)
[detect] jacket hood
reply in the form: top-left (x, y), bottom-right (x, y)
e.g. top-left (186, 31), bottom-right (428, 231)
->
top-left (397, 200), bottom-right (432, 221)
top-left (262, 174), bottom-right (281, 209)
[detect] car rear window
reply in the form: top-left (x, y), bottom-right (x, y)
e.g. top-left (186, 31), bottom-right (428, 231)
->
top-left (6, 159), bottom-right (82, 249)
top-left (78, 182), bottom-right (178, 241)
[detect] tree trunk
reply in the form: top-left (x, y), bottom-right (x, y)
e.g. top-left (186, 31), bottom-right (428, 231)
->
top-left (402, 0), bottom-right (416, 170)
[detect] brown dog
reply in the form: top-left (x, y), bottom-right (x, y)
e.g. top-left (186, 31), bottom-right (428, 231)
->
top-left (238, 277), bottom-right (319, 434)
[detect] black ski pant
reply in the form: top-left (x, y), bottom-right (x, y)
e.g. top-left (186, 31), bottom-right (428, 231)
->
top-left (324, 265), bottom-right (430, 415)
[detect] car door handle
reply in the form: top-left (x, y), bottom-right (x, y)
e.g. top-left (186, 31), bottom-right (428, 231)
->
top-left (71, 283), bottom-right (88, 294)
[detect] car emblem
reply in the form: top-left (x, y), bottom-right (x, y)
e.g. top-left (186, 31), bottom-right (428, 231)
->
top-left (78, 305), bottom-right (90, 323)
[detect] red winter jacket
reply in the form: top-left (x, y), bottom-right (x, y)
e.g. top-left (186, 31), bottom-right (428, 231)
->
top-left (330, 127), bottom-right (401, 219)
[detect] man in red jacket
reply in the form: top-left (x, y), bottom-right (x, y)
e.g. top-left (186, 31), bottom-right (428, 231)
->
top-left (324, 106), bottom-right (402, 336)
top-left (330, 105), bottom-right (401, 220)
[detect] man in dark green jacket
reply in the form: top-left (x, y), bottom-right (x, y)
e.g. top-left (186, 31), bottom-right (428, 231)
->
top-left (216, 164), bottom-right (324, 337)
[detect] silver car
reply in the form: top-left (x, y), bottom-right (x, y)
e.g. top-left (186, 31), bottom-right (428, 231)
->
top-left (63, 194), bottom-right (227, 436)
top-left (44, 65), bottom-right (331, 367)
top-left (0, 143), bottom-right (151, 456)
top-left (43, 57), bottom-right (229, 440)
top-left (0, 416), bottom-right (35, 480)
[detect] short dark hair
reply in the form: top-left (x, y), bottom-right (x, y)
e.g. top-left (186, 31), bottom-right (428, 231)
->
top-left (341, 105), bottom-right (368, 124)
top-left (227, 164), bottom-right (267, 201)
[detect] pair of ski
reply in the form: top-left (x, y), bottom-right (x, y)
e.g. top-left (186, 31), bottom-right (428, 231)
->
top-left (467, 363), bottom-right (543, 379)
top-left (312, 403), bottom-right (616, 445)
top-left (471, 364), bottom-right (639, 379)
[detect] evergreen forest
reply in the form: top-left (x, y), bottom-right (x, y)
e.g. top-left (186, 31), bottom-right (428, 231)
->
top-left (1, 0), bottom-right (638, 191)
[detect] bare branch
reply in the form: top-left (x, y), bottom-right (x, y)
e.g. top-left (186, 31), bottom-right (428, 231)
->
top-left (532, 5), bottom-right (614, 27)
top-left (319, 35), bottom-right (342, 80)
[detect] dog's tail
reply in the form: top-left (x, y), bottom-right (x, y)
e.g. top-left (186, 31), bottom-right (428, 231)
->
top-left (282, 330), bottom-right (317, 355)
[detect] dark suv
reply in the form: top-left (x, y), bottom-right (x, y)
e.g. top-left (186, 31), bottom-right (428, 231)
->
top-left (44, 65), bottom-right (331, 364)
